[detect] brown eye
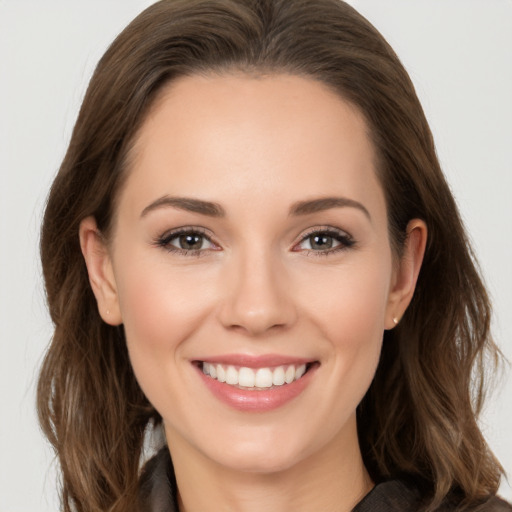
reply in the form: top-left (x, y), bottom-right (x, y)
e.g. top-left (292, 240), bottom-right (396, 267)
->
top-left (175, 233), bottom-right (205, 250)
top-left (299, 232), bottom-right (341, 251)
top-left (295, 228), bottom-right (355, 254)
top-left (308, 234), bottom-right (336, 250)
top-left (157, 229), bottom-right (217, 253)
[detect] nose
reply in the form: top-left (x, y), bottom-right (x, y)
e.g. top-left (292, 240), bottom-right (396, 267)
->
top-left (217, 248), bottom-right (297, 336)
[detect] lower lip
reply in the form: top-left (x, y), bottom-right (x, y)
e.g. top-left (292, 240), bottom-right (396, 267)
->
top-left (196, 364), bottom-right (317, 412)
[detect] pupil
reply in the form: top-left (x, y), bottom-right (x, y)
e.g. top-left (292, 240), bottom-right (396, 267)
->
top-left (311, 234), bottom-right (333, 250)
top-left (179, 234), bottom-right (202, 250)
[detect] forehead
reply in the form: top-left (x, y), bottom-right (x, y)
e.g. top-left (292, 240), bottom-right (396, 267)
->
top-left (121, 73), bottom-right (385, 223)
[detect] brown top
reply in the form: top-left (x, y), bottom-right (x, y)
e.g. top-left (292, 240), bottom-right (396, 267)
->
top-left (352, 477), bottom-right (512, 512)
top-left (138, 448), bottom-right (512, 512)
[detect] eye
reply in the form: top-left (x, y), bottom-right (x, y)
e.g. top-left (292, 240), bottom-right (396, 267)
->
top-left (300, 233), bottom-right (340, 251)
top-left (171, 232), bottom-right (211, 251)
top-left (154, 228), bottom-right (218, 255)
top-left (294, 228), bottom-right (355, 254)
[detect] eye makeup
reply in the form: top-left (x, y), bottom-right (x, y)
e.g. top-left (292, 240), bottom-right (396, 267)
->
top-left (152, 224), bottom-right (356, 258)
top-left (152, 226), bottom-right (219, 257)
top-left (292, 225), bottom-right (356, 256)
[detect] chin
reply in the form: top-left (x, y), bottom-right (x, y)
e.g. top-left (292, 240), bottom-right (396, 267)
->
top-left (198, 428), bottom-right (316, 475)
top-left (213, 448), bottom-right (303, 475)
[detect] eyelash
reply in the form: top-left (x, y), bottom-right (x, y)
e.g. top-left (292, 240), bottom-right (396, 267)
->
top-left (153, 227), bottom-right (218, 257)
top-left (153, 226), bottom-right (355, 257)
top-left (292, 226), bottom-right (355, 256)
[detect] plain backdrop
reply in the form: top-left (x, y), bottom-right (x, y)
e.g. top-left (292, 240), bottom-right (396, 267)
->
top-left (0, 1), bottom-right (511, 510)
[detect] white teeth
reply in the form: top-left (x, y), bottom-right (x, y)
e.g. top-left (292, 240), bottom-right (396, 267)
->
top-left (216, 364), bottom-right (226, 382)
top-left (238, 367), bottom-right (255, 387)
top-left (295, 364), bottom-right (306, 380)
top-left (285, 365), bottom-right (295, 384)
top-left (225, 365), bottom-right (239, 385)
top-left (272, 366), bottom-right (285, 386)
top-left (255, 368), bottom-right (273, 388)
top-left (201, 362), bottom-right (309, 389)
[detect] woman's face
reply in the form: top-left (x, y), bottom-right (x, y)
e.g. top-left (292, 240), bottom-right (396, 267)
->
top-left (83, 73), bottom-right (422, 474)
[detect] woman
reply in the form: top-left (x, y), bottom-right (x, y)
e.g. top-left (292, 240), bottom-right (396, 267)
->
top-left (37, 1), bottom-right (511, 511)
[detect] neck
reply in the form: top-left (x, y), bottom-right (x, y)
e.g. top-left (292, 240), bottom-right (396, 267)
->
top-left (166, 415), bottom-right (373, 512)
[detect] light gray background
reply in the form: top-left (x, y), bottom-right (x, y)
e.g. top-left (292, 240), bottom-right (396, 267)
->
top-left (0, 1), bottom-right (511, 510)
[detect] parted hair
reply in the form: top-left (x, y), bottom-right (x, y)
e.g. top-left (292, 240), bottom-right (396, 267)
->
top-left (38, 1), bottom-right (504, 511)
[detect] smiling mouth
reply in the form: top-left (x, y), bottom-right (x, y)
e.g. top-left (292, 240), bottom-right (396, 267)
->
top-left (198, 362), bottom-right (317, 390)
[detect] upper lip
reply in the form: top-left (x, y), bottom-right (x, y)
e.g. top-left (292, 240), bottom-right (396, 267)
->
top-left (194, 354), bottom-right (316, 369)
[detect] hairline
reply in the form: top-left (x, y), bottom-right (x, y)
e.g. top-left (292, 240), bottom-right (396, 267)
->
top-left (105, 68), bottom-right (397, 255)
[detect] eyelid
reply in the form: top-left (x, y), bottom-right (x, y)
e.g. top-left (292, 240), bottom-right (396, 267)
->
top-left (152, 225), bottom-right (355, 256)
top-left (292, 225), bottom-right (355, 253)
top-left (153, 226), bottom-right (220, 254)
top-left (298, 225), bottom-right (352, 240)
top-left (159, 225), bottom-right (210, 240)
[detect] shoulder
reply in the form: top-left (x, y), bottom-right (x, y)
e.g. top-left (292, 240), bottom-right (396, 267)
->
top-left (352, 477), bottom-right (512, 512)
top-left (136, 454), bottom-right (512, 512)
top-left (352, 478), bottom-right (427, 511)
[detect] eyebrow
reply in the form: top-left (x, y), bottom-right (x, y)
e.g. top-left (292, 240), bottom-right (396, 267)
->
top-left (140, 196), bottom-right (225, 218)
top-left (289, 197), bottom-right (371, 220)
top-left (140, 195), bottom-right (370, 220)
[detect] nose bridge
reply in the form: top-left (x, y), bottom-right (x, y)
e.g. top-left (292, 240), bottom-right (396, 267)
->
top-left (218, 243), bottom-right (296, 335)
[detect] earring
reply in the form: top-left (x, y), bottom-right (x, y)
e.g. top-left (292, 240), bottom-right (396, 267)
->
top-left (392, 317), bottom-right (399, 325)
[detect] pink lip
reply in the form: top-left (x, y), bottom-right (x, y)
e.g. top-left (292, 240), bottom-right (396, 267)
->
top-left (194, 357), bottom-right (319, 412)
top-left (197, 353), bottom-right (313, 369)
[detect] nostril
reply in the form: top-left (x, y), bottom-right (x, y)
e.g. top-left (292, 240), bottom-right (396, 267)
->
top-left (216, 267), bottom-right (297, 334)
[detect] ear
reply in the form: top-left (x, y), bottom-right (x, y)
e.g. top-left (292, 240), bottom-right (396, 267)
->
top-left (79, 216), bottom-right (123, 325)
top-left (385, 219), bottom-right (427, 329)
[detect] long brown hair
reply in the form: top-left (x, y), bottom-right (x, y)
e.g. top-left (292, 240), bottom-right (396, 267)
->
top-left (38, 1), bottom-right (504, 510)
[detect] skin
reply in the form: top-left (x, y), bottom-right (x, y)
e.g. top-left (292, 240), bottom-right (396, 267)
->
top-left (80, 74), bottom-right (427, 512)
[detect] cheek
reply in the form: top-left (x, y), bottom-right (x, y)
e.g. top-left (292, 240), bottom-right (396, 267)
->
top-left (114, 255), bottom-right (217, 371)
top-left (301, 256), bottom-right (391, 341)
top-left (113, 255), bottom-right (223, 421)
top-left (297, 256), bottom-right (391, 393)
